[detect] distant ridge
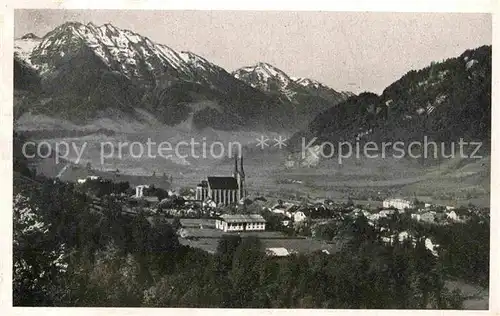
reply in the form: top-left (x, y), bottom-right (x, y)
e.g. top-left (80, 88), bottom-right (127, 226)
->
top-left (20, 33), bottom-right (41, 40)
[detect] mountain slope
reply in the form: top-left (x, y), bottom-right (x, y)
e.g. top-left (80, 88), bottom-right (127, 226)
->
top-left (14, 34), bottom-right (41, 68)
top-left (233, 62), bottom-right (293, 95)
top-left (16, 21), bottom-right (349, 131)
top-left (290, 45), bottom-right (491, 154)
top-left (233, 62), bottom-right (351, 103)
top-left (233, 62), bottom-right (352, 126)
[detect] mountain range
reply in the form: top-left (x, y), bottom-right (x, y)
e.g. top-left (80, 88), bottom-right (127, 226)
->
top-left (13, 21), bottom-right (491, 150)
top-left (14, 21), bottom-right (352, 131)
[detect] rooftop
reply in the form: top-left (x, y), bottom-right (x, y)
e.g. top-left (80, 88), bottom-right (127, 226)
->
top-left (266, 247), bottom-right (290, 257)
top-left (384, 198), bottom-right (414, 203)
top-left (207, 176), bottom-right (238, 189)
top-left (219, 214), bottom-right (266, 223)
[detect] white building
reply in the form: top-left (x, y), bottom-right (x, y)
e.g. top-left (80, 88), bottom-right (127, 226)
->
top-left (215, 214), bottom-right (266, 232)
top-left (420, 211), bottom-right (437, 223)
top-left (270, 202), bottom-right (296, 218)
top-left (202, 199), bottom-right (217, 209)
top-left (382, 198), bottom-right (415, 210)
top-left (135, 185), bottom-right (150, 198)
top-left (293, 211), bottom-right (308, 222)
top-left (425, 238), bottom-right (439, 257)
top-left (446, 210), bottom-right (459, 221)
top-left (266, 247), bottom-right (290, 257)
top-left (381, 230), bottom-right (416, 245)
top-left (77, 175), bottom-right (101, 184)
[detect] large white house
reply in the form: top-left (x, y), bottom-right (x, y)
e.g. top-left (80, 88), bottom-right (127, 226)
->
top-left (135, 185), bottom-right (150, 198)
top-left (293, 211), bottom-right (308, 222)
top-left (215, 214), bottom-right (266, 232)
top-left (382, 198), bottom-right (415, 210)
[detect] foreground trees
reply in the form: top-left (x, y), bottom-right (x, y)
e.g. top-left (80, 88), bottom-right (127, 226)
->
top-left (13, 179), bottom-right (484, 308)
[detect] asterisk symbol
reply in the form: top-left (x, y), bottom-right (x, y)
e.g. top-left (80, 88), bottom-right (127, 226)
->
top-left (273, 135), bottom-right (287, 149)
top-left (255, 135), bottom-right (269, 149)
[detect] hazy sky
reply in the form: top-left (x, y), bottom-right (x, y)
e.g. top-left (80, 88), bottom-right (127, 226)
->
top-left (15, 10), bottom-right (491, 94)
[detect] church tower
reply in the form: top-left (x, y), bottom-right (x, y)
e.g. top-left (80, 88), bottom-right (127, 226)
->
top-left (234, 155), bottom-right (241, 201)
top-left (233, 155), bottom-right (239, 179)
top-left (233, 155), bottom-right (246, 201)
top-left (239, 156), bottom-right (246, 200)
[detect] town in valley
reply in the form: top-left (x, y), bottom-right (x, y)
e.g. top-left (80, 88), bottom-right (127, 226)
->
top-left (12, 10), bottom-right (491, 309)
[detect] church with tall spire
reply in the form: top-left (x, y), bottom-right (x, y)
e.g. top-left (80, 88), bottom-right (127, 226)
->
top-left (195, 155), bottom-right (246, 205)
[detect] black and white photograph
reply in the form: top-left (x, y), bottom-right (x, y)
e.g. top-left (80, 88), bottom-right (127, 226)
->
top-left (11, 7), bottom-right (492, 310)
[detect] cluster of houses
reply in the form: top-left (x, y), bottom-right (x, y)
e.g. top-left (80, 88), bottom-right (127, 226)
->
top-left (379, 230), bottom-right (440, 257)
top-left (382, 198), bottom-right (478, 224)
top-left (74, 155), bottom-right (487, 259)
top-left (345, 198), bottom-right (479, 227)
top-left (76, 175), bottom-right (101, 184)
top-left (263, 199), bottom-right (354, 226)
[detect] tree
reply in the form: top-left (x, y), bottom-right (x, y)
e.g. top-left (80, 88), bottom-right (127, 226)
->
top-left (172, 217), bottom-right (182, 231)
top-left (155, 188), bottom-right (169, 201)
top-left (230, 237), bottom-right (264, 307)
top-left (179, 187), bottom-right (192, 197)
top-left (214, 235), bottom-right (242, 274)
top-left (13, 193), bottom-right (68, 305)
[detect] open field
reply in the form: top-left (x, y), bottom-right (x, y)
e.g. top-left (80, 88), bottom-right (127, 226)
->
top-left (177, 227), bottom-right (341, 255)
top-left (445, 280), bottom-right (489, 310)
top-left (32, 156), bottom-right (172, 189)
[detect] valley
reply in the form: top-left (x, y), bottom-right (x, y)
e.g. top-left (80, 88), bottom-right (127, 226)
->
top-left (23, 123), bottom-right (490, 209)
top-left (12, 12), bottom-right (492, 310)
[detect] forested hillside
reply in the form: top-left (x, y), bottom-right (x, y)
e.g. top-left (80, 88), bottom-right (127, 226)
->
top-left (291, 45), bottom-right (491, 153)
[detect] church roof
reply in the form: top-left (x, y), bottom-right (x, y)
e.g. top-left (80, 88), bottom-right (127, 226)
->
top-left (207, 176), bottom-right (238, 189)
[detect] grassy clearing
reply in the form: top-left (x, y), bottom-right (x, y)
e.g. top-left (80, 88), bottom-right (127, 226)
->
top-left (176, 227), bottom-right (340, 255)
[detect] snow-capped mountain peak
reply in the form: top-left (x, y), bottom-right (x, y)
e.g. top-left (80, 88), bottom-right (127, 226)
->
top-left (294, 77), bottom-right (326, 89)
top-left (14, 21), bottom-right (354, 131)
top-left (23, 21), bottom-right (227, 80)
top-left (233, 62), bottom-right (292, 92)
top-left (232, 62), bottom-right (353, 105)
top-left (14, 33), bottom-right (42, 67)
top-left (20, 33), bottom-right (40, 40)
top-left (179, 51), bottom-right (225, 74)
